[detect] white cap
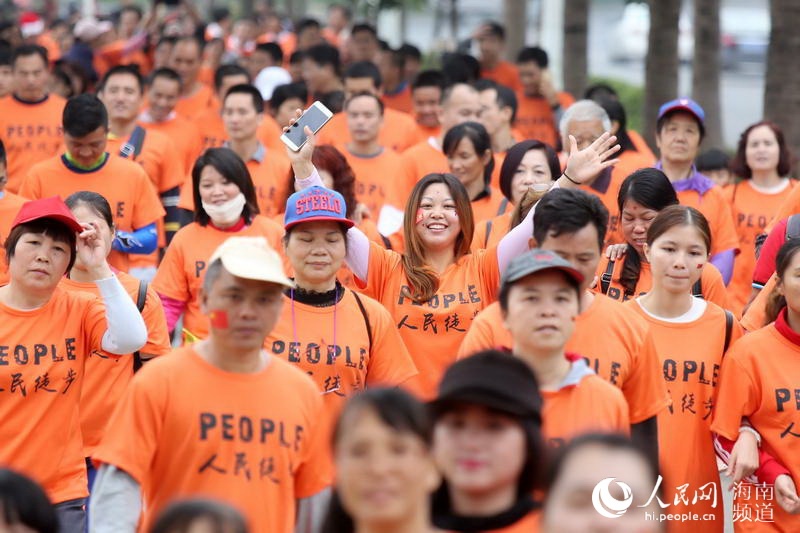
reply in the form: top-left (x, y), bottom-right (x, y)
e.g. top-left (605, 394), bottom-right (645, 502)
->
top-left (254, 66), bottom-right (292, 100)
top-left (74, 18), bottom-right (114, 42)
top-left (209, 236), bottom-right (294, 288)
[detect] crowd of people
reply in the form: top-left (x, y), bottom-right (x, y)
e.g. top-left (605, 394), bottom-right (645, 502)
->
top-left (0, 3), bottom-right (799, 533)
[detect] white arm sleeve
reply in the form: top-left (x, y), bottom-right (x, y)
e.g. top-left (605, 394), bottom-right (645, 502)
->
top-left (89, 465), bottom-right (142, 533)
top-left (96, 276), bottom-right (148, 355)
top-left (295, 487), bottom-right (332, 533)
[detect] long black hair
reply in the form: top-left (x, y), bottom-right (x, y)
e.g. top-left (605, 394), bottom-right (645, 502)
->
top-left (616, 168), bottom-right (678, 296)
top-left (498, 140), bottom-right (560, 203)
top-left (321, 388), bottom-right (433, 533)
top-left (765, 238), bottom-right (800, 325)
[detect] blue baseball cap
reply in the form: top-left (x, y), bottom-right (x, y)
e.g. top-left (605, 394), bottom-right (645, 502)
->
top-left (284, 186), bottom-right (355, 230)
top-left (658, 98), bottom-right (705, 125)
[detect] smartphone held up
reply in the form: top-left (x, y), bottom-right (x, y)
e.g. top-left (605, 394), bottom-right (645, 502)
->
top-left (280, 101), bottom-right (333, 151)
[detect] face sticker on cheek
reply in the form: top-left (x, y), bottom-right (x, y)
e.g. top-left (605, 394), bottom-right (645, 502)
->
top-left (415, 208), bottom-right (425, 224)
top-left (209, 309), bottom-right (229, 329)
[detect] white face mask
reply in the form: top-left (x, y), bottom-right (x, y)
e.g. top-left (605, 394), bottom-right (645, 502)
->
top-left (202, 193), bottom-right (246, 225)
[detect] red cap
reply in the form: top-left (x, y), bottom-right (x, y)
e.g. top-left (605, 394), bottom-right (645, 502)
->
top-left (11, 196), bottom-right (83, 233)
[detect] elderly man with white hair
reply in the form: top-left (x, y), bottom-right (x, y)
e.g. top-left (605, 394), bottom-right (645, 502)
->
top-left (559, 100), bottom-right (632, 246)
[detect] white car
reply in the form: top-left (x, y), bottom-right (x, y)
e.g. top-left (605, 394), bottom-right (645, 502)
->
top-left (609, 3), bottom-right (694, 62)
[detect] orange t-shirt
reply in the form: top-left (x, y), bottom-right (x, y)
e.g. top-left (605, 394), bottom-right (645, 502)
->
top-left (0, 94), bottom-right (66, 193)
top-left (152, 217), bottom-right (284, 340)
top-left (578, 165), bottom-right (638, 247)
top-left (19, 154), bottom-right (165, 273)
top-left (489, 150), bottom-right (507, 190)
top-left (711, 322), bottom-right (800, 532)
top-left (317, 108), bottom-right (421, 154)
top-left (195, 107), bottom-right (228, 150)
top-left (542, 357), bottom-right (630, 447)
top-left (37, 33), bottom-right (61, 63)
top-left (595, 257), bottom-right (733, 313)
top-left (60, 272), bottom-right (171, 456)
top-left (0, 286), bottom-right (107, 503)
top-left (723, 180), bottom-right (796, 313)
top-left (767, 179), bottom-right (800, 232)
top-left (95, 41), bottom-right (151, 78)
top-left (398, 138), bottom-right (448, 200)
top-left (194, 106), bottom-right (286, 154)
top-left (257, 113), bottom-right (286, 154)
top-left (141, 114), bottom-right (203, 176)
top-left (415, 123), bottom-right (441, 144)
top-left (471, 188), bottom-right (510, 224)
top-left (514, 92), bottom-right (574, 150)
top-left (0, 191), bottom-right (28, 285)
top-left (357, 242), bottom-right (500, 399)
top-left (93, 347), bottom-right (332, 533)
top-left (626, 299), bottom-right (743, 532)
top-left (480, 61), bottom-right (521, 93)
top-left (106, 126), bottom-right (185, 193)
top-left (457, 295), bottom-right (669, 424)
top-left (676, 186), bottom-right (740, 258)
top-left (265, 289), bottom-right (417, 416)
top-left (628, 130), bottom-right (656, 162)
top-left (472, 211), bottom-right (512, 251)
top-left (338, 145), bottom-right (405, 215)
top-left (197, 65), bottom-right (214, 87)
top-left (382, 85), bottom-right (414, 115)
top-left (178, 147), bottom-right (291, 218)
top-left (175, 83), bottom-right (216, 121)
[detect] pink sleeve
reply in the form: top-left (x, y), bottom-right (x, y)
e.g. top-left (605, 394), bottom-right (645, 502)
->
top-left (122, 30), bottom-right (148, 55)
top-left (496, 182), bottom-right (558, 273)
top-left (158, 293), bottom-right (187, 332)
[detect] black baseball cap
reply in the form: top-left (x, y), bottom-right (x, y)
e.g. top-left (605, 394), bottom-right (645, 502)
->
top-left (430, 350), bottom-right (542, 420)
top-left (500, 248), bottom-right (584, 290)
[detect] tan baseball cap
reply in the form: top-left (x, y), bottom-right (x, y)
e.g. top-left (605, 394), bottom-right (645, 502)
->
top-left (209, 237), bottom-right (294, 288)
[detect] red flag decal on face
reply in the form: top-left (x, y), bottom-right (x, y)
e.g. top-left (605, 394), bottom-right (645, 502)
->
top-left (209, 310), bottom-right (229, 329)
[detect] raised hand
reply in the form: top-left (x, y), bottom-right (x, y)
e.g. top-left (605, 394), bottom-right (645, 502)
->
top-left (605, 243), bottom-right (629, 261)
top-left (283, 108), bottom-right (317, 179)
top-left (561, 132), bottom-right (620, 187)
top-left (77, 222), bottom-right (113, 280)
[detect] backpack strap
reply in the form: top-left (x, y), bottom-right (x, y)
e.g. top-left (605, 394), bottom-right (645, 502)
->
top-left (351, 291), bottom-right (373, 353)
top-left (691, 278), bottom-right (703, 298)
top-left (119, 125), bottom-right (146, 159)
top-left (786, 214), bottom-right (800, 241)
top-left (496, 197), bottom-right (510, 217)
top-left (484, 219), bottom-right (493, 248)
top-left (600, 259), bottom-right (616, 295)
top-left (380, 234), bottom-right (393, 250)
top-left (133, 280), bottom-right (148, 372)
top-left (723, 310), bottom-right (734, 353)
